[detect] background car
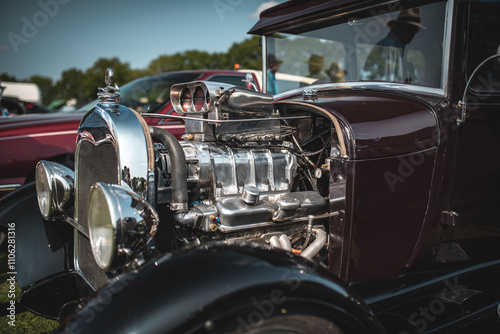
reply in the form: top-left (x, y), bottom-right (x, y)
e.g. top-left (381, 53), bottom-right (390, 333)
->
top-left (0, 70), bottom-right (260, 197)
top-left (0, 96), bottom-right (57, 115)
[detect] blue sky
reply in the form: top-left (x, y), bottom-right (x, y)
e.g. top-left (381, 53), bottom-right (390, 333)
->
top-left (0, 0), bottom-right (281, 81)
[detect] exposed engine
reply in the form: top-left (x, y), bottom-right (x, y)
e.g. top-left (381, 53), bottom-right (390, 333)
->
top-left (151, 81), bottom-right (332, 260)
top-left (38, 72), bottom-right (336, 284)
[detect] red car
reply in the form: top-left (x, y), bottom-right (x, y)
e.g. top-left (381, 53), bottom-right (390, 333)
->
top-left (0, 70), bottom-right (259, 197)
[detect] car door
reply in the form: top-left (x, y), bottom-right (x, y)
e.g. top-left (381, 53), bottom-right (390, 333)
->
top-left (446, 0), bottom-right (500, 262)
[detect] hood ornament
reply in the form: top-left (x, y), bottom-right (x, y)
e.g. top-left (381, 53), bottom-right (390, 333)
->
top-left (302, 88), bottom-right (318, 101)
top-left (97, 68), bottom-right (120, 107)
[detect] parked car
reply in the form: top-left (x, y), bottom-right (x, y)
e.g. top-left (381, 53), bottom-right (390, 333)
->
top-left (0, 70), bottom-right (260, 197)
top-left (0, 96), bottom-right (57, 115)
top-left (2, 0), bottom-right (500, 333)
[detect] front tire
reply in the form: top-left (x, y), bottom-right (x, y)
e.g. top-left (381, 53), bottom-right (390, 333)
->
top-left (225, 314), bottom-right (343, 334)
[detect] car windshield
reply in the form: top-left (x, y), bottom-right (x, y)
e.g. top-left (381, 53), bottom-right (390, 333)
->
top-left (77, 72), bottom-right (201, 113)
top-left (266, 1), bottom-right (448, 94)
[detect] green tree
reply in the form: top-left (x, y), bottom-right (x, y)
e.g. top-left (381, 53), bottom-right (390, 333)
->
top-left (226, 36), bottom-right (262, 70)
top-left (29, 75), bottom-right (55, 105)
top-left (80, 57), bottom-right (135, 102)
top-left (0, 73), bottom-right (18, 82)
top-left (147, 50), bottom-right (227, 74)
top-left (53, 68), bottom-right (85, 103)
top-left (146, 37), bottom-right (262, 74)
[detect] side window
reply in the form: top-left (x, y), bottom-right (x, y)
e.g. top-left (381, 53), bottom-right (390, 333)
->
top-left (358, 2), bottom-right (446, 87)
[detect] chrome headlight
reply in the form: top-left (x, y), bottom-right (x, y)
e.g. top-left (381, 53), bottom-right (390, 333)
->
top-left (88, 182), bottom-right (159, 271)
top-left (35, 161), bottom-right (74, 220)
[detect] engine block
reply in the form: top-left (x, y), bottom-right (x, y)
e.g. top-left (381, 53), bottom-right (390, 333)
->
top-left (180, 141), bottom-right (297, 199)
top-left (156, 141), bottom-right (326, 236)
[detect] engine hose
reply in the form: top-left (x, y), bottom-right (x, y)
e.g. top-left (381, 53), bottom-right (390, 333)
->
top-left (149, 126), bottom-right (188, 212)
top-left (301, 229), bottom-right (326, 259)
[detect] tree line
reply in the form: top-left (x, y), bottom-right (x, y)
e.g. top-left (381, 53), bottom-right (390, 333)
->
top-left (0, 36), bottom-right (261, 107)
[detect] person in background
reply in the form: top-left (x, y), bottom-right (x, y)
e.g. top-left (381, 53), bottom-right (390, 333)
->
top-left (327, 62), bottom-right (347, 82)
top-left (361, 8), bottom-right (425, 83)
top-left (267, 54), bottom-right (282, 95)
top-left (307, 54), bottom-right (329, 81)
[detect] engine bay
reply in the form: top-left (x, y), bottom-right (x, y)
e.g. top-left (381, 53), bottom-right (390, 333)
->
top-left (150, 82), bottom-right (335, 265)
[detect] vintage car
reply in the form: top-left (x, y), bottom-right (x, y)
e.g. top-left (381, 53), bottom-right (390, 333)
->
top-left (1, 0), bottom-right (500, 333)
top-left (0, 70), bottom-right (260, 198)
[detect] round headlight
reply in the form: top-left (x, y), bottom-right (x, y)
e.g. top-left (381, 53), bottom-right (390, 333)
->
top-left (88, 184), bottom-right (116, 271)
top-left (35, 161), bottom-right (54, 219)
top-left (88, 182), bottom-right (159, 271)
top-left (35, 161), bottom-right (75, 220)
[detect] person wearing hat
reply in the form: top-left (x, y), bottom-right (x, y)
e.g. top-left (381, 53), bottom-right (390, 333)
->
top-left (307, 54), bottom-right (329, 81)
top-left (361, 7), bottom-right (425, 83)
top-left (267, 54), bottom-right (283, 94)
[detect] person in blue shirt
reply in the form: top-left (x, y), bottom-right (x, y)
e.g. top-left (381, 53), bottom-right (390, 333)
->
top-left (361, 8), bottom-right (425, 83)
top-left (267, 54), bottom-right (282, 95)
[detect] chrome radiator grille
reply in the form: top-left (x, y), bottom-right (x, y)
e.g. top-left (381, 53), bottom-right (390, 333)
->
top-left (77, 232), bottom-right (108, 289)
top-left (75, 140), bottom-right (118, 289)
top-left (76, 140), bottom-right (119, 231)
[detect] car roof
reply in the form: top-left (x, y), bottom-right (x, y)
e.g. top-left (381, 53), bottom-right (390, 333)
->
top-left (248, 0), bottom-right (387, 35)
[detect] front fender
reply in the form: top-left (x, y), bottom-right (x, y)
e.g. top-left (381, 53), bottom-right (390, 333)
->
top-left (61, 245), bottom-right (386, 334)
top-left (0, 183), bottom-right (85, 320)
top-left (0, 183), bottom-right (72, 289)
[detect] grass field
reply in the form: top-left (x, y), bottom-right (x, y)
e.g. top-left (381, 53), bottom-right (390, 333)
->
top-left (0, 240), bottom-right (59, 334)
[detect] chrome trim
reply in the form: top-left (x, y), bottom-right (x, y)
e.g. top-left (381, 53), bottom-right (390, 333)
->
top-left (142, 112), bottom-right (309, 123)
top-left (441, 0), bottom-right (453, 95)
top-left (171, 81), bottom-right (223, 115)
top-left (262, 35), bottom-right (267, 94)
top-left (97, 68), bottom-right (120, 107)
top-left (0, 184), bottom-right (21, 191)
top-left (68, 218), bottom-right (88, 237)
top-left (35, 161), bottom-right (74, 220)
top-left (88, 182), bottom-right (159, 271)
top-left (179, 141), bottom-right (297, 199)
top-left (75, 103), bottom-right (154, 229)
top-left (275, 81), bottom-right (445, 100)
top-left (217, 213), bottom-right (329, 233)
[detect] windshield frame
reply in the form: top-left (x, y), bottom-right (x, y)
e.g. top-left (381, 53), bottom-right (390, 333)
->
top-left (261, 0), bottom-right (454, 98)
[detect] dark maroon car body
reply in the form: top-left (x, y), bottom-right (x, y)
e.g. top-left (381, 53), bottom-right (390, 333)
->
top-left (1, 0), bottom-right (500, 333)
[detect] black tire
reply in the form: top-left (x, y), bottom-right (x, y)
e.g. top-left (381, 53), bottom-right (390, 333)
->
top-left (229, 314), bottom-right (343, 334)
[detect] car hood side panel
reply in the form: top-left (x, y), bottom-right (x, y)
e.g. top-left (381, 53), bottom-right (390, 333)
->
top-left (281, 91), bottom-right (439, 160)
